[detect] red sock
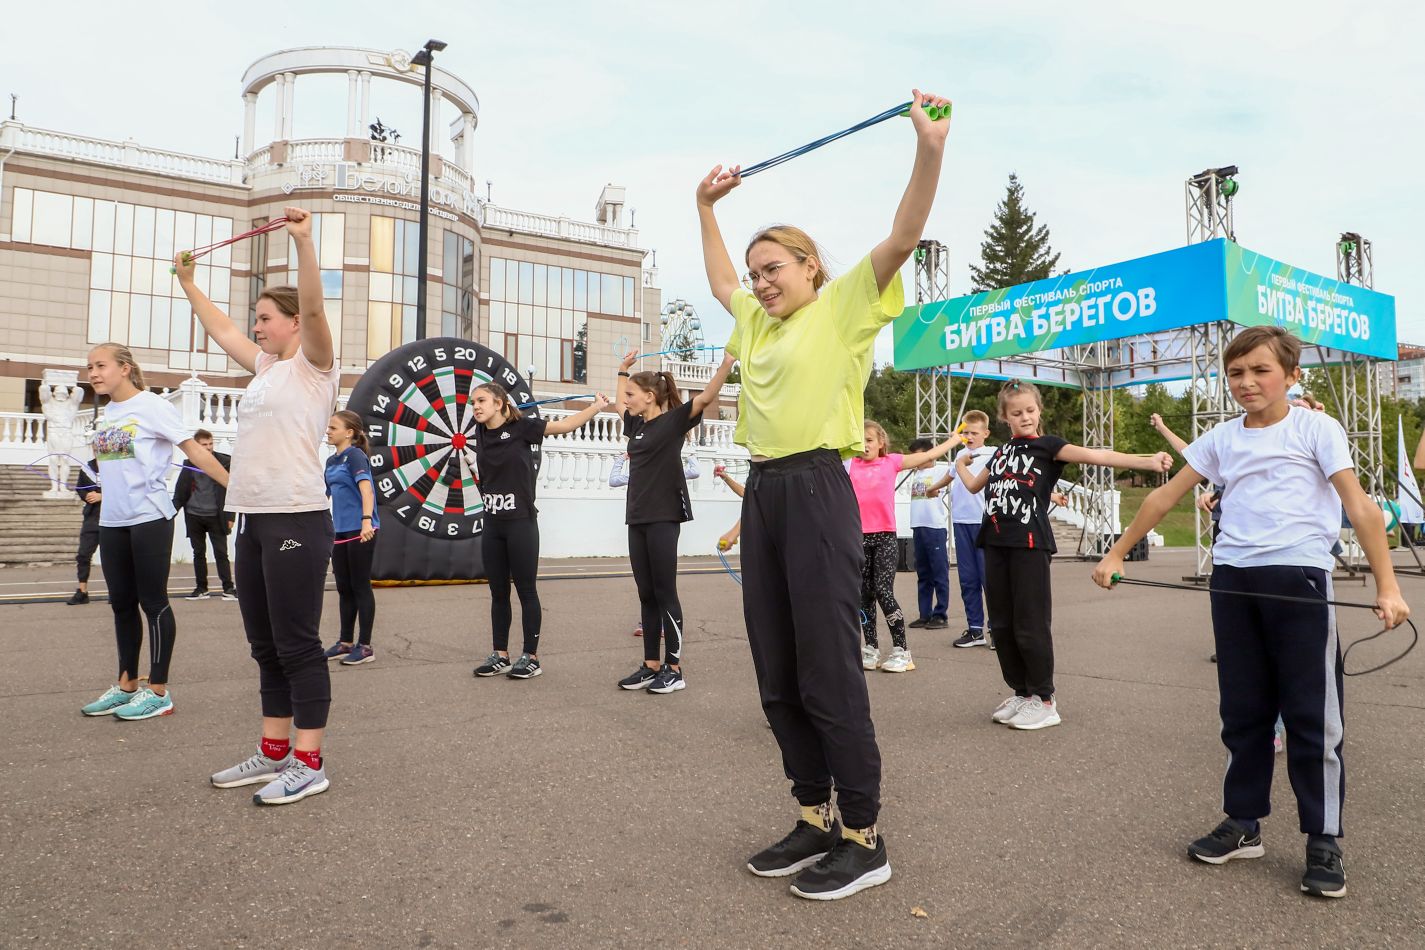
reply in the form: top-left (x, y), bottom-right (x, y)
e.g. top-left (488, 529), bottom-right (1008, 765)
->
top-left (260, 737), bottom-right (290, 761)
top-left (294, 747), bottom-right (322, 770)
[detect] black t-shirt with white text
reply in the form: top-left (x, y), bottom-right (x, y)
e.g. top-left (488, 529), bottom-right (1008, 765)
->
top-left (624, 402), bottom-right (703, 525)
top-left (473, 416), bottom-right (548, 520)
top-left (978, 435), bottom-right (1068, 552)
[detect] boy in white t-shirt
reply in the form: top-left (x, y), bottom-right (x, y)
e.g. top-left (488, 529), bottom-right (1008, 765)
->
top-left (906, 438), bottom-right (951, 630)
top-left (928, 410), bottom-right (995, 647)
top-left (1094, 326), bottom-right (1409, 901)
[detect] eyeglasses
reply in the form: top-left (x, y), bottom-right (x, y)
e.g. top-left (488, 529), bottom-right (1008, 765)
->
top-left (741, 260), bottom-right (799, 291)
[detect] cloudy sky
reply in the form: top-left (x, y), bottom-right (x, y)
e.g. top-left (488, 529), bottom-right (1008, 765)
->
top-left (7, 0), bottom-right (1422, 365)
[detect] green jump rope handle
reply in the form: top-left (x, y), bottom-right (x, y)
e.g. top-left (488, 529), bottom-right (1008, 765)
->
top-left (1110, 572), bottom-right (1122, 585)
top-left (901, 103), bottom-right (952, 121)
top-left (169, 252), bottom-right (194, 276)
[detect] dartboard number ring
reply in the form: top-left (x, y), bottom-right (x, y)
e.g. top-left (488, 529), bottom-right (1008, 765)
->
top-left (345, 338), bottom-right (540, 540)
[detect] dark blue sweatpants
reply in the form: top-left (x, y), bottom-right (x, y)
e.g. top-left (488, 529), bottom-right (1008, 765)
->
top-left (953, 522), bottom-right (987, 630)
top-left (1210, 564), bottom-right (1345, 836)
top-left (912, 526), bottom-right (950, 621)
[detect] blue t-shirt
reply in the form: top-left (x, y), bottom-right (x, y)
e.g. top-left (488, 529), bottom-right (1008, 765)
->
top-left (325, 446), bottom-right (378, 533)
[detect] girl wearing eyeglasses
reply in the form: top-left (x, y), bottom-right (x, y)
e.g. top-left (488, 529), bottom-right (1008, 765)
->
top-left (694, 89), bottom-right (950, 902)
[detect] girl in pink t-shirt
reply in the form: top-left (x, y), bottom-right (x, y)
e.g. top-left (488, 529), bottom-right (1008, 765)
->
top-left (848, 421), bottom-right (958, 673)
top-left (175, 206), bottom-right (340, 807)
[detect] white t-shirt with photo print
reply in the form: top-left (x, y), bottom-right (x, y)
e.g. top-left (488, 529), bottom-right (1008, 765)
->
top-left (92, 391), bottom-right (191, 527)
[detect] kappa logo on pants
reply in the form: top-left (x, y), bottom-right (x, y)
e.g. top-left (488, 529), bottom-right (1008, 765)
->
top-left (279, 539), bottom-right (303, 551)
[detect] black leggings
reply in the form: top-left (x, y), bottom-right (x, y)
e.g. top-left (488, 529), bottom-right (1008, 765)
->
top-left (99, 518), bottom-right (176, 684)
top-left (859, 532), bottom-right (906, 651)
top-left (629, 521), bottom-right (684, 666)
top-left (332, 530), bottom-right (376, 645)
top-left (483, 517), bottom-right (541, 655)
top-left (235, 511), bottom-right (334, 729)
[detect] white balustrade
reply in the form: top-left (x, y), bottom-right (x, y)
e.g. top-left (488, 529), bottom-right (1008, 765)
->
top-left (0, 121), bottom-right (246, 185)
top-left (482, 203), bottom-right (639, 249)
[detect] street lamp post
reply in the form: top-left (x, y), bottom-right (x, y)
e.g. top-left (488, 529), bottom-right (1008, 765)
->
top-left (411, 38), bottom-right (448, 341)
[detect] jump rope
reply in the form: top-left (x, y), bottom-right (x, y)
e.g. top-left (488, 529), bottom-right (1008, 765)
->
top-left (168, 217), bottom-right (291, 275)
top-left (737, 100), bottom-right (951, 178)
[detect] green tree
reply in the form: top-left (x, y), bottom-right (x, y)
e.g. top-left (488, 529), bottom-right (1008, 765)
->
top-left (968, 173), bottom-right (1062, 293)
top-left (863, 366), bottom-right (917, 450)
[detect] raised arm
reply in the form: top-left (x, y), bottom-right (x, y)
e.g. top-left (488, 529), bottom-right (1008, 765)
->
top-left (613, 348), bottom-right (638, 417)
top-left (1332, 470), bottom-right (1409, 627)
top-left (868, 89), bottom-right (951, 293)
top-left (1057, 444), bottom-right (1173, 474)
top-left (690, 352), bottom-right (738, 417)
top-left (1150, 413), bottom-right (1190, 456)
top-left (544, 393), bottom-right (611, 436)
top-left (284, 207), bottom-right (334, 372)
top-left (174, 241), bottom-right (263, 375)
top-left (695, 165), bottom-right (744, 312)
top-left (900, 433), bottom-right (959, 471)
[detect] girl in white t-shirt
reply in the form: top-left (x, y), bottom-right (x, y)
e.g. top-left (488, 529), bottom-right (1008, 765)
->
top-left (175, 206), bottom-right (341, 807)
top-left (78, 344), bottom-right (230, 722)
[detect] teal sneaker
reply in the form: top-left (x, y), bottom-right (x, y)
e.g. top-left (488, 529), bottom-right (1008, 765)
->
top-left (113, 687), bottom-right (174, 721)
top-left (81, 685), bottom-right (136, 717)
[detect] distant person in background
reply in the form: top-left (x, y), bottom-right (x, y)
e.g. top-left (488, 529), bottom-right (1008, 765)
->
top-left (172, 428), bottom-right (234, 601)
top-left (68, 457), bottom-right (102, 606)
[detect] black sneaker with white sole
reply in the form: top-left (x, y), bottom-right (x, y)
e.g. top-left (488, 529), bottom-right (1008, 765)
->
top-left (789, 836), bottom-right (893, 900)
top-left (473, 652), bottom-right (512, 677)
top-left (953, 629), bottom-right (986, 648)
top-left (1187, 818), bottom-right (1264, 864)
top-left (618, 665), bottom-right (658, 690)
top-left (746, 820), bottom-right (842, 877)
top-left (1301, 840), bottom-right (1346, 898)
top-left (185, 588), bottom-right (209, 601)
top-left (507, 653), bottom-right (542, 679)
top-left (647, 665), bottom-right (685, 694)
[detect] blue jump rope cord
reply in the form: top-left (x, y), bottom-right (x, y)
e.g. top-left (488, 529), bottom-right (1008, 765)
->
top-left (739, 101), bottom-right (917, 178)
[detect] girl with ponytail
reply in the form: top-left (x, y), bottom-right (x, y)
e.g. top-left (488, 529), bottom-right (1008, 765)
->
top-left (612, 347), bottom-right (737, 694)
top-left (322, 410), bottom-right (379, 666)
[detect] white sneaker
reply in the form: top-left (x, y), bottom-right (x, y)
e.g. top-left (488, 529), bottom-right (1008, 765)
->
top-left (1008, 696), bottom-right (1062, 730)
top-left (991, 694), bottom-right (1029, 723)
top-left (861, 645), bottom-right (880, 671)
top-left (879, 647), bottom-right (915, 673)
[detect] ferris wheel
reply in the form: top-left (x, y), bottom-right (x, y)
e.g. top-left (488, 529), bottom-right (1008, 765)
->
top-left (659, 299), bottom-right (707, 361)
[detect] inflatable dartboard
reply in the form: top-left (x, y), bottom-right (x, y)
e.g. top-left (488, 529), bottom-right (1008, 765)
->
top-left (345, 337), bottom-right (539, 582)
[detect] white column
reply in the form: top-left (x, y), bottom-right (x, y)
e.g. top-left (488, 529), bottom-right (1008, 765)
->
top-left (345, 70), bottom-right (359, 137)
top-left (282, 72), bottom-right (296, 140)
top-left (272, 74), bottom-right (286, 140)
top-left (429, 88), bottom-right (444, 155)
top-left (242, 93), bottom-right (257, 156)
top-left (463, 112), bottom-right (475, 172)
top-left (359, 71), bottom-right (372, 135)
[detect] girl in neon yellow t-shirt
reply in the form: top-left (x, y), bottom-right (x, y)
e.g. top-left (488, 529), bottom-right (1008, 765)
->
top-left (695, 88), bottom-right (951, 902)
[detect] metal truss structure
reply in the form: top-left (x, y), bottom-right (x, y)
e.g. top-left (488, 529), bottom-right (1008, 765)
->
top-left (905, 170), bottom-right (1392, 566)
top-left (913, 240), bottom-right (955, 439)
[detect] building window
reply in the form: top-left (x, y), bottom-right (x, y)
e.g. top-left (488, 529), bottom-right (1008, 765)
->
top-left (441, 230), bottom-right (475, 339)
top-left (367, 216), bottom-right (421, 359)
top-left (13, 188), bottom-right (233, 373)
top-left (487, 257), bottom-right (637, 385)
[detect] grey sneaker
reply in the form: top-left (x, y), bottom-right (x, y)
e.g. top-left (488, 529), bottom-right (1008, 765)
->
top-left (861, 645), bottom-right (880, 671)
top-left (991, 694), bottom-right (1029, 723)
top-left (1007, 696), bottom-right (1062, 730)
top-left (211, 749), bottom-right (293, 788)
top-left (474, 652), bottom-right (512, 677)
top-left (252, 759), bottom-right (330, 806)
